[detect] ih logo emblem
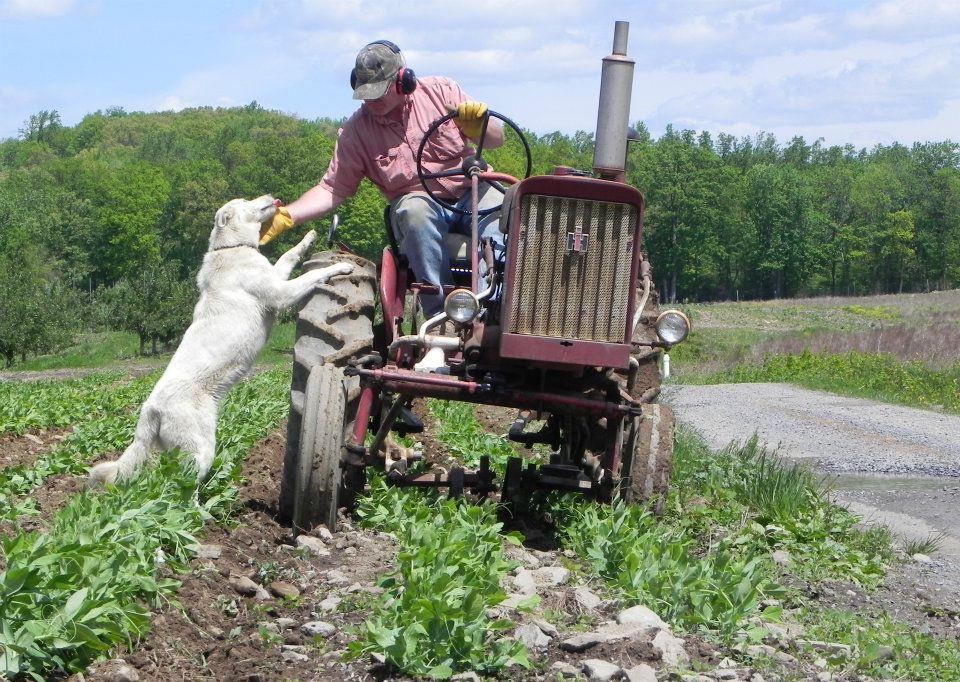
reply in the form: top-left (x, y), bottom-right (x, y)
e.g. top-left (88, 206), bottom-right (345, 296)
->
top-left (566, 226), bottom-right (589, 254)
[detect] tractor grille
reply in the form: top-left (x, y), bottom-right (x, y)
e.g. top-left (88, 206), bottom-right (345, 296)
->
top-left (507, 194), bottom-right (637, 342)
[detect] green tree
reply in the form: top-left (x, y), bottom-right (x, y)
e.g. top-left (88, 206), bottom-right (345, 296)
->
top-left (105, 261), bottom-right (195, 355)
top-left (0, 250), bottom-right (78, 367)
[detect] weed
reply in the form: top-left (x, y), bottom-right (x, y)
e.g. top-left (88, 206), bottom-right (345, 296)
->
top-left (554, 497), bottom-right (781, 638)
top-left (902, 532), bottom-right (946, 557)
top-left (428, 399), bottom-right (515, 471)
top-left (841, 304), bottom-right (900, 320)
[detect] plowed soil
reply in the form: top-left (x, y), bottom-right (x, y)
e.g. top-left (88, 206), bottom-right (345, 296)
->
top-left (0, 427), bottom-right (72, 470)
top-left (75, 424), bottom-right (398, 682)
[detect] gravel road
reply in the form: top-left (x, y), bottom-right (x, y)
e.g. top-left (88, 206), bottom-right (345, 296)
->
top-left (664, 382), bottom-right (960, 601)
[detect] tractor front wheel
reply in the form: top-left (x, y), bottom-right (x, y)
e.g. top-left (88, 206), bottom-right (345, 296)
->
top-left (278, 251), bottom-right (376, 530)
top-left (289, 364), bottom-right (352, 533)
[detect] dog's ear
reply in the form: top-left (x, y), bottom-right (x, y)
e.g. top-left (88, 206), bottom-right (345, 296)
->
top-left (215, 204), bottom-right (237, 230)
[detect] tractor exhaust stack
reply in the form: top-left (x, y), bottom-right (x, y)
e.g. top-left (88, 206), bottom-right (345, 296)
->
top-left (593, 20), bottom-right (635, 182)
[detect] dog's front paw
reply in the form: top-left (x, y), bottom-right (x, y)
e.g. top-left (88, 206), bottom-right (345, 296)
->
top-left (298, 230), bottom-right (317, 252)
top-left (318, 262), bottom-right (354, 283)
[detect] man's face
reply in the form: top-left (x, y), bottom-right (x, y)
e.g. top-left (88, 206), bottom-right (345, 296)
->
top-left (364, 85), bottom-right (403, 116)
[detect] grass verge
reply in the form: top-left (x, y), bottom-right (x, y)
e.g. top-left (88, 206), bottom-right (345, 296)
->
top-left (801, 608), bottom-right (960, 681)
top-left (696, 350), bottom-right (960, 413)
top-left (0, 368), bottom-right (289, 679)
top-left (550, 428), bottom-right (891, 641)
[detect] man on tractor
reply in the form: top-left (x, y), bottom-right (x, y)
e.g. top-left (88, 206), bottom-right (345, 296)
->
top-left (259, 39), bottom-right (505, 371)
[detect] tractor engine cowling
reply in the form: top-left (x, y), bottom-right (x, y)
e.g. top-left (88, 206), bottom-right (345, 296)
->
top-left (499, 174), bottom-right (645, 369)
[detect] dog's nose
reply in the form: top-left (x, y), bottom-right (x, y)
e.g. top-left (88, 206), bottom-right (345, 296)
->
top-left (273, 199), bottom-right (282, 207)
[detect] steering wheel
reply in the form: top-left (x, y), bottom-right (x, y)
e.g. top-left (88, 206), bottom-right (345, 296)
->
top-left (416, 109), bottom-right (532, 216)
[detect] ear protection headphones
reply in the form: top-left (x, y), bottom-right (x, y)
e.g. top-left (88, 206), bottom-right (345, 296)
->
top-left (350, 40), bottom-right (418, 96)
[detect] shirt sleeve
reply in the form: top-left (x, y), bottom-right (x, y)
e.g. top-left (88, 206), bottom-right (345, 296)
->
top-left (319, 125), bottom-right (366, 198)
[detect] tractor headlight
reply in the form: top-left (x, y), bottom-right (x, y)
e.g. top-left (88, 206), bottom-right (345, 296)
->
top-left (655, 310), bottom-right (690, 346)
top-left (444, 289), bottom-right (480, 324)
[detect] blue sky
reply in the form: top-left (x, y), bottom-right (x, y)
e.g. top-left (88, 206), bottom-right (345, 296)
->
top-left (1, 0), bottom-right (958, 147)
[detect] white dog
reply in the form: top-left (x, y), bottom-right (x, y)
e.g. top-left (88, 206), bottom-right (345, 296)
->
top-left (88, 195), bottom-right (352, 485)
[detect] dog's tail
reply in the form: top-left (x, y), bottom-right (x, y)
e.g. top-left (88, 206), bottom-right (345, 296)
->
top-left (88, 406), bottom-right (162, 486)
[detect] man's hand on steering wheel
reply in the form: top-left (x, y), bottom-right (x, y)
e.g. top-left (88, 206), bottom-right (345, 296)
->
top-left (452, 101), bottom-right (489, 139)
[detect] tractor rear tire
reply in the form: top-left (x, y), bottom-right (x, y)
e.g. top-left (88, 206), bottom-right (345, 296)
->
top-left (291, 364), bottom-right (350, 533)
top-left (278, 251), bottom-right (377, 526)
top-left (619, 403), bottom-right (675, 514)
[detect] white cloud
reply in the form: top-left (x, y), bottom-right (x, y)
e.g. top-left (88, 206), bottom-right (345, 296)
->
top-left (0, 0), bottom-right (75, 19)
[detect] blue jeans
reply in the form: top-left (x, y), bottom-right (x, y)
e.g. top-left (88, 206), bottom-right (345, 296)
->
top-left (389, 187), bottom-right (504, 316)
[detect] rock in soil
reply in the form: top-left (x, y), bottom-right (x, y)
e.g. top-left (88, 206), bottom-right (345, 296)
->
top-left (300, 620), bottom-right (336, 638)
top-left (296, 535), bottom-right (331, 556)
top-left (280, 650), bottom-right (309, 663)
top-left (532, 565), bottom-right (571, 586)
top-left (513, 568), bottom-right (538, 595)
top-left (108, 665), bottom-right (140, 682)
top-left (195, 543), bottom-right (222, 560)
top-left (560, 632), bottom-right (607, 652)
top-left (802, 640), bottom-right (852, 658)
top-left (581, 658), bottom-right (623, 681)
top-left (514, 623), bottom-right (551, 650)
top-left (268, 581), bottom-right (300, 599)
top-left (617, 604), bottom-right (667, 629)
top-left (317, 594), bottom-right (341, 612)
top-left (533, 618), bottom-right (559, 637)
top-left (551, 661), bottom-right (581, 678)
top-left (651, 629), bottom-right (690, 667)
top-left (771, 549), bottom-right (792, 565)
top-left (624, 664), bottom-right (657, 682)
top-left (574, 585), bottom-right (603, 610)
top-left (229, 575), bottom-right (268, 599)
top-left (450, 672), bottom-right (481, 682)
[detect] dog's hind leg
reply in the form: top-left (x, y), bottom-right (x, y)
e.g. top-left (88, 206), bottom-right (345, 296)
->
top-left (88, 406), bottom-right (161, 486)
top-left (158, 398), bottom-right (218, 481)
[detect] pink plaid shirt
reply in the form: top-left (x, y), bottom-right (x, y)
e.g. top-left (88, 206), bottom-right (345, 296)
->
top-left (320, 76), bottom-right (476, 202)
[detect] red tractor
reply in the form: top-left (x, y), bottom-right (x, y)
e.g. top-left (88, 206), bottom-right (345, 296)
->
top-left (278, 22), bottom-right (690, 532)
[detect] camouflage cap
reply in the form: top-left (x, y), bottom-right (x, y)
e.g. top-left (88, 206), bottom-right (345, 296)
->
top-left (352, 41), bottom-right (404, 100)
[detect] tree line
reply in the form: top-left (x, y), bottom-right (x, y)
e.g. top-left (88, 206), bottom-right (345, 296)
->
top-left (0, 104), bottom-right (957, 365)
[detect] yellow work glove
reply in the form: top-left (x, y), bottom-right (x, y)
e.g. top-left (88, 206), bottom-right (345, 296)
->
top-left (454, 100), bottom-right (488, 139)
top-left (259, 206), bottom-right (295, 245)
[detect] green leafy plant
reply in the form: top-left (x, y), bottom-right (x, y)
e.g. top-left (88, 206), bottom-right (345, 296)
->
top-left (0, 368), bottom-right (289, 679)
top-left (348, 479), bottom-right (530, 678)
top-left (802, 608), bottom-right (960, 681)
top-left (428, 399), bottom-right (515, 471)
